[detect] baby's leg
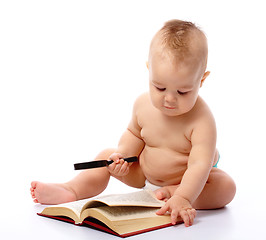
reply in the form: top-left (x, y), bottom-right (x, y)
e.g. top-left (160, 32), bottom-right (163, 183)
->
top-left (154, 168), bottom-right (236, 209)
top-left (192, 168), bottom-right (236, 209)
top-left (31, 182), bottom-right (77, 205)
top-left (31, 149), bottom-right (115, 205)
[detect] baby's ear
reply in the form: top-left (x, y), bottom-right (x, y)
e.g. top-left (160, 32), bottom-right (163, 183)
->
top-left (146, 61), bottom-right (149, 69)
top-left (200, 71), bottom-right (210, 87)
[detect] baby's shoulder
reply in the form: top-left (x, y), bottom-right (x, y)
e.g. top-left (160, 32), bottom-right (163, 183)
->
top-left (195, 97), bottom-right (214, 115)
top-left (191, 96), bottom-right (216, 126)
top-left (135, 92), bottom-right (149, 102)
top-left (133, 92), bottom-right (150, 109)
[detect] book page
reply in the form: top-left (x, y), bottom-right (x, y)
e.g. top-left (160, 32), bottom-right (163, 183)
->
top-left (40, 198), bottom-right (92, 224)
top-left (95, 206), bottom-right (162, 221)
top-left (52, 198), bottom-right (90, 216)
top-left (81, 205), bottom-right (172, 235)
top-left (83, 190), bottom-right (164, 211)
top-left (41, 190), bottom-right (164, 221)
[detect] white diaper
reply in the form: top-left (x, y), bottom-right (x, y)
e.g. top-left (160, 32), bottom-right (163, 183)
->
top-left (143, 180), bottom-right (161, 191)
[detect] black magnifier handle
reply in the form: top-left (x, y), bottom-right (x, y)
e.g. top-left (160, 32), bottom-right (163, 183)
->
top-left (74, 156), bottom-right (138, 170)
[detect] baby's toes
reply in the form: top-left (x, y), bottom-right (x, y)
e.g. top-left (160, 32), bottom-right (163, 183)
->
top-left (154, 187), bottom-right (171, 201)
top-left (31, 181), bottom-right (37, 189)
top-left (30, 187), bottom-right (35, 197)
top-left (31, 190), bottom-right (34, 198)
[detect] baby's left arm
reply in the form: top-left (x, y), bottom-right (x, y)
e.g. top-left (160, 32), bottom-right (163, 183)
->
top-left (175, 117), bottom-right (217, 203)
top-left (157, 115), bottom-right (217, 226)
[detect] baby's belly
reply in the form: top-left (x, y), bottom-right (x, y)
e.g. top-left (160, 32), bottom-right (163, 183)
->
top-left (139, 146), bottom-right (188, 186)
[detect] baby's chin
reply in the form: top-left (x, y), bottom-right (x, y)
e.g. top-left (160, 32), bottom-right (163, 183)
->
top-left (160, 107), bottom-right (189, 117)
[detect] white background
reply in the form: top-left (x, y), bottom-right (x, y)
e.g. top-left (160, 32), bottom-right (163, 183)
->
top-left (1, 0), bottom-right (266, 239)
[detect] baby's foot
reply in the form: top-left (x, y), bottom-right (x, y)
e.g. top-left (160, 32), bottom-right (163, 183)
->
top-left (154, 185), bottom-right (178, 202)
top-left (30, 181), bottom-right (77, 205)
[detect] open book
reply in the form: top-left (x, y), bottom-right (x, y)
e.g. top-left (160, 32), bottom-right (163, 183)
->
top-left (38, 190), bottom-right (182, 237)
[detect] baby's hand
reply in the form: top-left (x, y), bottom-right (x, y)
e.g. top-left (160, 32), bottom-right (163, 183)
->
top-left (107, 153), bottom-right (130, 177)
top-left (156, 194), bottom-right (196, 227)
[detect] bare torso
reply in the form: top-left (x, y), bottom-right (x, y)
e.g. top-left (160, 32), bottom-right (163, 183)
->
top-left (133, 93), bottom-right (217, 186)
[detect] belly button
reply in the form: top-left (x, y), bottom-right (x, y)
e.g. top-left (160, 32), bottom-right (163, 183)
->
top-left (156, 179), bottom-right (163, 183)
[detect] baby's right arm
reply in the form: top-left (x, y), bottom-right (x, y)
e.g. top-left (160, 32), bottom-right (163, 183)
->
top-left (107, 129), bottom-right (146, 187)
top-left (107, 95), bottom-right (146, 187)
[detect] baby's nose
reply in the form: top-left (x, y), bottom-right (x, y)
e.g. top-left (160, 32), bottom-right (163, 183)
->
top-left (165, 93), bottom-right (177, 103)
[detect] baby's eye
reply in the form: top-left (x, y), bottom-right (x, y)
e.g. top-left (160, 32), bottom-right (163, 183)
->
top-left (177, 90), bottom-right (187, 95)
top-left (156, 87), bottom-right (166, 91)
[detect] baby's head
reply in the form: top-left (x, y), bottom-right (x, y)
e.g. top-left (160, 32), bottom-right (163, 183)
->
top-left (149, 19), bottom-right (208, 74)
top-left (147, 20), bottom-right (210, 116)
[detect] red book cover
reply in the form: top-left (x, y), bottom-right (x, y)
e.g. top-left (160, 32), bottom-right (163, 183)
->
top-left (38, 213), bottom-right (173, 238)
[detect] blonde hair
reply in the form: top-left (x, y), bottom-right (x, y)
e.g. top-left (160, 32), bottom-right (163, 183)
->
top-left (149, 19), bottom-right (208, 71)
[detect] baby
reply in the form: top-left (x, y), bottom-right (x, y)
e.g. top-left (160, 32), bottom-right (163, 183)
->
top-left (31, 20), bottom-right (236, 227)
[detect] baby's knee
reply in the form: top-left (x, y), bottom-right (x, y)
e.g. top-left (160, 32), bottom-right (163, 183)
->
top-left (222, 174), bottom-right (236, 203)
top-left (209, 169), bottom-right (236, 206)
top-left (95, 148), bottom-right (117, 160)
top-left (216, 171), bottom-right (236, 206)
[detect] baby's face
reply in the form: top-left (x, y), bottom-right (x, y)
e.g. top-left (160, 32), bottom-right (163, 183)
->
top-left (148, 56), bottom-right (205, 117)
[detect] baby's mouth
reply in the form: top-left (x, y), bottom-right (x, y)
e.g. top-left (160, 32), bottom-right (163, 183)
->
top-left (164, 105), bottom-right (176, 110)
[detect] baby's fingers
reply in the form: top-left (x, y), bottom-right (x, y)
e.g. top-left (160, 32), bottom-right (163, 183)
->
top-left (180, 209), bottom-right (190, 227)
top-left (170, 209), bottom-right (179, 225)
top-left (180, 208), bottom-right (196, 227)
top-left (118, 160), bottom-right (129, 175)
top-left (188, 208), bottom-right (197, 224)
top-left (109, 153), bottom-right (123, 164)
top-left (107, 161), bottom-right (116, 172)
top-left (108, 159), bottom-right (129, 176)
top-left (156, 204), bottom-right (169, 216)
